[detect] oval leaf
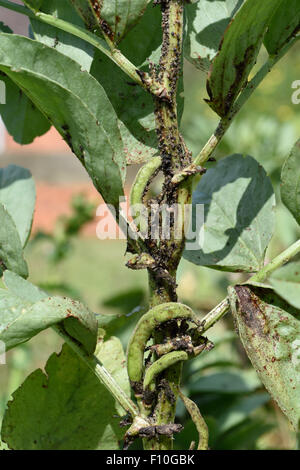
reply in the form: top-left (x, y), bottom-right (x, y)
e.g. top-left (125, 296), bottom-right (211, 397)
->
top-left (229, 284), bottom-right (300, 431)
top-left (281, 139), bottom-right (300, 226)
top-left (264, 0), bottom-right (300, 55)
top-left (206, 0), bottom-right (282, 117)
top-left (0, 165), bottom-right (36, 246)
top-left (184, 154), bottom-right (275, 272)
top-left (0, 33), bottom-right (125, 207)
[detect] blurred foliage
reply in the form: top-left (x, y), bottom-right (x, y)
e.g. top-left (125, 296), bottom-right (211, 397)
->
top-left (0, 43), bottom-right (299, 450)
top-left (32, 193), bottom-right (96, 264)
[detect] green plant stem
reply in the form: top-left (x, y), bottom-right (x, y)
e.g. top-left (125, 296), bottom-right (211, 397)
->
top-left (142, 0), bottom-right (188, 451)
top-left (199, 298), bottom-right (230, 333)
top-left (53, 325), bottom-right (139, 419)
top-left (199, 238), bottom-right (300, 331)
top-left (250, 239), bottom-right (300, 283)
top-left (0, 0), bottom-right (163, 96)
top-left (171, 35), bottom-right (299, 185)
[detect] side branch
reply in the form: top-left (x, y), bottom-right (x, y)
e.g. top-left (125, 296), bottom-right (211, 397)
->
top-left (171, 35), bottom-right (300, 185)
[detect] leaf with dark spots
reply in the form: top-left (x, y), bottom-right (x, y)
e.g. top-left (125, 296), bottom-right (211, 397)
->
top-left (264, 0), bottom-right (300, 56)
top-left (206, 0), bottom-right (283, 117)
top-left (71, 0), bottom-right (149, 44)
top-left (229, 284), bottom-right (300, 430)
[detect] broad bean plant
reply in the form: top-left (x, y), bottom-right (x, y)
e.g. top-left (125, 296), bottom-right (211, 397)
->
top-left (0, 0), bottom-right (299, 450)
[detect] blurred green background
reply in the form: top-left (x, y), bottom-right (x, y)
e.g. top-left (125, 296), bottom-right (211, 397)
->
top-left (0, 41), bottom-right (299, 450)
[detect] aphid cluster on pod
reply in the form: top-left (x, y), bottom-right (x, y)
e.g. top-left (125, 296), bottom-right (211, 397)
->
top-left (127, 302), bottom-right (213, 416)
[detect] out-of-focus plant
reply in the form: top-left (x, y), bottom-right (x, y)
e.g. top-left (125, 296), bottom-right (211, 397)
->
top-left (32, 193), bottom-right (96, 263)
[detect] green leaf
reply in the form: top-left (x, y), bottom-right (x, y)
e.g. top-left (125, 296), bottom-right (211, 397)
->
top-left (30, 0), bottom-right (95, 70)
top-left (71, 0), bottom-right (149, 44)
top-left (281, 139), bottom-right (300, 226)
top-left (190, 370), bottom-right (261, 395)
top-left (1, 343), bottom-right (124, 449)
top-left (0, 271), bottom-right (97, 353)
top-left (270, 262), bottom-right (300, 310)
top-left (0, 165), bottom-right (36, 246)
top-left (0, 33), bottom-right (125, 207)
top-left (264, 0), bottom-right (300, 55)
top-left (206, 0), bottom-right (282, 117)
top-left (217, 393), bottom-right (270, 434)
top-left (0, 206), bottom-right (28, 278)
top-left (184, 0), bottom-right (245, 72)
top-left (215, 418), bottom-right (273, 450)
top-left (90, 3), bottom-right (165, 164)
top-left (0, 25), bottom-right (51, 144)
top-left (184, 154), bottom-right (275, 272)
top-left (229, 284), bottom-right (300, 431)
top-left (0, 74), bottom-right (51, 144)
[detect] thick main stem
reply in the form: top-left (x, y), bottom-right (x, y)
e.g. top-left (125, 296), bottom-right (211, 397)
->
top-left (143, 0), bottom-right (190, 451)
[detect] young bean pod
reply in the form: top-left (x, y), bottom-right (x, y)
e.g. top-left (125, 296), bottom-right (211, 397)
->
top-left (127, 302), bottom-right (199, 385)
top-left (143, 350), bottom-right (188, 392)
top-left (129, 156), bottom-right (162, 234)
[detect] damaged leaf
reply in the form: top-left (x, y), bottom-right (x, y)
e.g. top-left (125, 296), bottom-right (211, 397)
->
top-left (264, 0), bottom-right (300, 56)
top-left (206, 0), bottom-right (282, 117)
top-left (71, 0), bottom-right (149, 44)
top-left (229, 284), bottom-right (300, 431)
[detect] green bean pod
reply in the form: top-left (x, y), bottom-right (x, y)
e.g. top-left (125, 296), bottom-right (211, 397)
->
top-left (130, 156), bottom-right (162, 234)
top-left (127, 302), bottom-right (198, 385)
top-left (143, 351), bottom-right (188, 392)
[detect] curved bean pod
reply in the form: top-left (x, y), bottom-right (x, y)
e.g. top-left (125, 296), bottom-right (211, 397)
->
top-left (143, 351), bottom-right (188, 392)
top-left (127, 302), bottom-right (199, 385)
top-left (130, 156), bottom-right (162, 234)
